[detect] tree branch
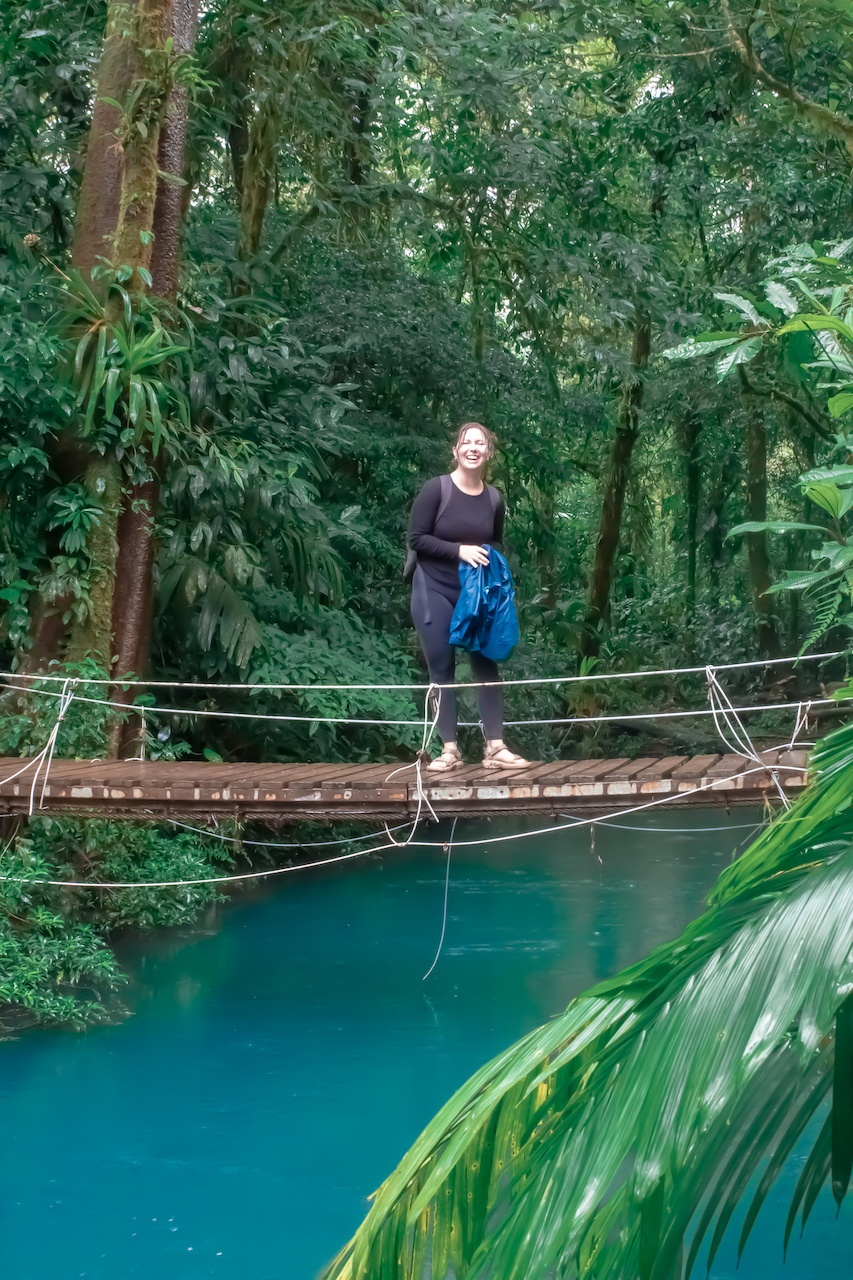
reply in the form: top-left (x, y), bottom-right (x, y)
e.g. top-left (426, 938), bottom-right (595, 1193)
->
top-left (737, 370), bottom-right (834, 443)
top-left (721, 0), bottom-right (853, 157)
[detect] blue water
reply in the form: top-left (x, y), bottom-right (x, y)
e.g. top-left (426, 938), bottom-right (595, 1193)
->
top-left (0, 812), bottom-right (850, 1279)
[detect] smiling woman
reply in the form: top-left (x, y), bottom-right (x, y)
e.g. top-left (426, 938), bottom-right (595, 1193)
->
top-left (407, 423), bottom-right (529, 773)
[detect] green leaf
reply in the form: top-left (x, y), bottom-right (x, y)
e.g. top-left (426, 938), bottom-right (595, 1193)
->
top-left (727, 521), bottom-right (827, 539)
top-left (763, 568), bottom-right (838, 593)
top-left (779, 314), bottom-right (853, 343)
top-left (103, 366), bottom-right (121, 421)
top-left (764, 281), bottom-right (798, 316)
top-left (828, 393), bottom-right (853, 418)
top-left (661, 335), bottom-right (740, 361)
top-left (713, 291), bottom-right (762, 325)
top-left (802, 465), bottom-right (853, 486)
top-left (803, 482), bottom-right (843, 518)
top-left (202, 747), bottom-right (223, 763)
top-left (128, 375), bottom-right (144, 427)
top-left (715, 336), bottom-right (763, 380)
top-left (73, 329), bottom-right (93, 379)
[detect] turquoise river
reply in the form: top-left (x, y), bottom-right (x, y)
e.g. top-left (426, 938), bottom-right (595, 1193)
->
top-left (1, 811), bottom-right (850, 1279)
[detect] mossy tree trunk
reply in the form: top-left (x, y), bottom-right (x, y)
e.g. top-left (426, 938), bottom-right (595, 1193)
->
top-left (678, 411), bottom-right (703, 623)
top-left (19, 0), bottom-right (200, 754)
top-left (739, 371), bottom-right (781, 659)
top-left (109, 0), bottom-right (198, 755)
top-left (579, 316), bottom-right (651, 663)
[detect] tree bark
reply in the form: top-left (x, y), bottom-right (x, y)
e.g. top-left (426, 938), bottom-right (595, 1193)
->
top-left (110, 0), bottom-right (198, 754)
top-left (740, 372), bottom-right (781, 658)
top-left (65, 455), bottom-right (123, 668)
top-left (579, 317), bottom-right (651, 662)
top-left (679, 412), bottom-right (702, 620)
top-left (73, 0), bottom-right (173, 284)
top-left (704, 448), bottom-right (739, 590)
top-left (237, 95), bottom-right (280, 263)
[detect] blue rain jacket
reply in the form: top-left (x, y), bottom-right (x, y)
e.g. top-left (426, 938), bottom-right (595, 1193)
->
top-left (449, 547), bottom-right (519, 662)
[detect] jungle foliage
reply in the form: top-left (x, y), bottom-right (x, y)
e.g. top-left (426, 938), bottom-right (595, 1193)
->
top-left (3, 0), bottom-right (853, 1268)
top-left (0, 0), bottom-right (848, 1187)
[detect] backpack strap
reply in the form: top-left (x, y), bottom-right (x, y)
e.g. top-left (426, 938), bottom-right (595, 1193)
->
top-left (486, 484), bottom-right (500, 517)
top-left (439, 475), bottom-right (500, 525)
top-left (404, 475), bottom-right (454, 581)
top-left (436, 472), bottom-right (454, 523)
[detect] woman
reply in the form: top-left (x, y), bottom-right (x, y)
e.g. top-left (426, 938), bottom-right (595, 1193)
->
top-left (408, 422), bottom-right (529, 772)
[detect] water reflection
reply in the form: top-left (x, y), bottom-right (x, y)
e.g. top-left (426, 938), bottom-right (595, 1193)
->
top-left (0, 810), bottom-right (848, 1279)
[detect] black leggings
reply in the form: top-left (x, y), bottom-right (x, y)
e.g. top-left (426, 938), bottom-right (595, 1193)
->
top-left (411, 574), bottom-right (503, 743)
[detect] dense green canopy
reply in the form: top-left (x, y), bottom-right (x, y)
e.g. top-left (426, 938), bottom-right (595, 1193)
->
top-left (3, 0), bottom-right (853, 765)
top-left (5, 0), bottom-right (853, 1270)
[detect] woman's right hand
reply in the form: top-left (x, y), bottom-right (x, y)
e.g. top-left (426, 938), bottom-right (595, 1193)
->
top-left (458, 544), bottom-right (490, 568)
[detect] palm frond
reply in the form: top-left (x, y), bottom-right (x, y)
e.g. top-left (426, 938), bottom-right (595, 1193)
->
top-left (322, 720), bottom-right (853, 1280)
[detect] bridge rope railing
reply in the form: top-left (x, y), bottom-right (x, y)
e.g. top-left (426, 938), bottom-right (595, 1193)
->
top-left (0, 652), bottom-right (842, 890)
top-left (0, 756), bottom-right (812, 890)
top-left (0, 680), bottom-right (843, 730)
top-left (0, 648), bottom-right (844, 692)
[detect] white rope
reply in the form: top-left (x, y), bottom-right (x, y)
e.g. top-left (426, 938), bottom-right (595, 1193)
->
top-left (2, 677), bottom-right (840, 729)
top-left (788, 700), bottom-right (813, 750)
top-left (422, 816), bottom-right (457, 981)
top-left (0, 649), bottom-right (842, 693)
top-left (559, 814), bottom-right (765, 834)
top-left (706, 667), bottom-right (790, 809)
top-left (165, 817), bottom-right (412, 849)
top-left (383, 683), bottom-right (440, 844)
top-left (501, 695), bottom-right (838, 728)
top-left (0, 755), bottom-right (807, 888)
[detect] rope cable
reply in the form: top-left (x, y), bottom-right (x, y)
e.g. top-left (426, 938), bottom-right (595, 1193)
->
top-left (0, 648), bottom-right (842, 693)
top-left (422, 817), bottom-right (457, 981)
top-left (0, 677), bottom-right (840, 729)
top-left (0, 756), bottom-right (808, 889)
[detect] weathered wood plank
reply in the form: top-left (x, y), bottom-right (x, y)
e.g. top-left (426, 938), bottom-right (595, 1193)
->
top-left (0, 753), bottom-right (809, 820)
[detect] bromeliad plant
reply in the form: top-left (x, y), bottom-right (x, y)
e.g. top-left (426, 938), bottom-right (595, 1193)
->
top-left (322, 721), bottom-right (853, 1279)
top-left (59, 266), bottom-right (190, 457)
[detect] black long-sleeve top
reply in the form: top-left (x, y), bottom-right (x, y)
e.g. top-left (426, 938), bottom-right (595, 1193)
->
top-left (408, 475), bottom-right (505, 592)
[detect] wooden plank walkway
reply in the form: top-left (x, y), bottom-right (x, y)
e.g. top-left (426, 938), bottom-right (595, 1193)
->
top-left (0, 751), bottom-right (809, 821)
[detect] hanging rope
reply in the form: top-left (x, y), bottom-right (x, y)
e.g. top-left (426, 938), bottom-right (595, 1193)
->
top-left (1, 675), bottom-right (839, 731)
top-left (706, 667), bottom-right (790, 809)
top-left (0, 755), bottom-right (806, 890)
top-left (383, 681), bottom-right (441, 846)
top-left (423, 817), bottom-right (458, 981)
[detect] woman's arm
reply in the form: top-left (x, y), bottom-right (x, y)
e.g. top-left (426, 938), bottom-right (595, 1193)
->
top-left (409, 477), bottom-right (460, 560)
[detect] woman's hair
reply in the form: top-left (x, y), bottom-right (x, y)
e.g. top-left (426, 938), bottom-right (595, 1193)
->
top-left (454, 421), bottom-right (496, 457)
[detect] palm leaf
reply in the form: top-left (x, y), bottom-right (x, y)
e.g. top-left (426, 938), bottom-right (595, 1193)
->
top-left (322, 720), bottom-right (853, 1280)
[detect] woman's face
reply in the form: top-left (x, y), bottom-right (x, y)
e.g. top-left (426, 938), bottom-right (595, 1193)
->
top-left (453, 428), bottom-right (491, 472)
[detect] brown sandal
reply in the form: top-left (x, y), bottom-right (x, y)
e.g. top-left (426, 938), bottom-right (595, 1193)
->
top-left (427, 744), bottom-right (464, 773)
top-left (483, 744), bottom-right (530, 771)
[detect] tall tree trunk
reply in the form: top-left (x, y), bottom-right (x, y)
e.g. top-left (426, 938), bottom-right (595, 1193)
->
top-left (110, 0), bottom-right (198, 755)
top-left (579, 317), bottom-right (651, 662)
top-left (65, 456), bottom-right (123, 667)
top-left (64, 0), bottom-right (178, 678)
top-left (740, 372), bottom-right (781, 658)
top-left (704, 447), bottom-right (739, 590)
top-left (74, 0), bottom-right (172, 283)
top-left (237, 96), bottom-right (279, 263)
top-left (679, 412), bottom-right (702, 621)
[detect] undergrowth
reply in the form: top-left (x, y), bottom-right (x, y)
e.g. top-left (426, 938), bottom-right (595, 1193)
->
top-left (0, 816), bottom-right (233, 1036)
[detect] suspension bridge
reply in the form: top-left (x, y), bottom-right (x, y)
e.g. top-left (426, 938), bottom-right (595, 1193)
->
top-left (0, 652), bottom-right (836, 824)
top-left (0, 748), bottom-right (809, 822)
